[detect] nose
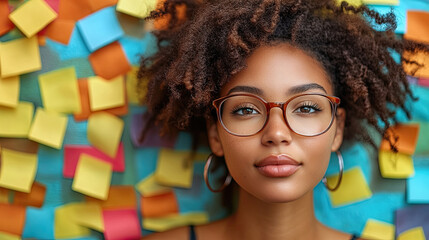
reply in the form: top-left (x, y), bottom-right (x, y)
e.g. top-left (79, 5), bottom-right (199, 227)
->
top-left (260, 107), bottom-right (293, 146)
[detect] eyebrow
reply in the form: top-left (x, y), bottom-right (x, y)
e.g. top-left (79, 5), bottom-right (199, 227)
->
top-left (227, 86), bottom-right (264, 95)
top-left (287, 83), bottom-right (327, 95)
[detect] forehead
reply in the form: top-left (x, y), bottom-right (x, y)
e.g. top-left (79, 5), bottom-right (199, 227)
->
top-left (221, 43), bottom-right (333, 97)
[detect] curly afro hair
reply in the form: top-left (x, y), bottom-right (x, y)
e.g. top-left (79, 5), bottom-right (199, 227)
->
top-left (138, 0), bottom-right (429, 150)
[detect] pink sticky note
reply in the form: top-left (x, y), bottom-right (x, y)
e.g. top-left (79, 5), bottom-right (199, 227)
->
top-left (419, 78), bottom-right (429, 88)
top-left (44, 0), bottom-right (60, 13)
top-left (103, 209), bottom-right (141, 240)
top-left (63, 144), bottom-right (125, 178)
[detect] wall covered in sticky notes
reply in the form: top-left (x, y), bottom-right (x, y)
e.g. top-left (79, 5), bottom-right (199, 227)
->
top-left (0, 0), bottom-right (429, 239)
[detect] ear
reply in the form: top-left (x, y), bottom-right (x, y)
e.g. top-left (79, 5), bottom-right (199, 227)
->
top-left (331, 108), bottom-right (346, 152)
top-left (206, 119), bottom-right (224, 157)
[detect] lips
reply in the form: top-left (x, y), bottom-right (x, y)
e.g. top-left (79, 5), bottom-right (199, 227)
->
top-left (254, 155), bottom-right (301, 177)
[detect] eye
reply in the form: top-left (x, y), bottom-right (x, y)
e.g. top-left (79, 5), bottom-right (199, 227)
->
top-left (293, 103), bottom-right (321, 114)
top-left (232, 105), bottom-right (260, 116)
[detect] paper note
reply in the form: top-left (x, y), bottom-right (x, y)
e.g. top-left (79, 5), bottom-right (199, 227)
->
top-left (0, 76), bottom-right (19, 107)
top-left (141, 191), bottom-right (179, 218)
top-left (58, 0), bottom-right (92, 21)
top-left (398, 227), bottom-right (426, 240)
top-left (87, 112), bottom-right (124, 158)
top-left (44, 18), bottom-right (75, 45)
top-left (28, 108), bottom-right (68, 149)
top-left (0, 138), bottom-right (39, 154)
top-left (415, 121), bottom-right (429, 155)
top-left (420, 78), bottom-right (429, 88)
top-left (380, 123), bottom-right (420, 155)
top-left (54, 203), bottom-right (91, 239)
top-left (0, 148), bottom-right (37, 193)
top-left (379, 150), bottom-right (414, 179)
top-left (76, 6), bottom-right (124, 51)
top-left (0, 203), bottom-right (26, 236)
top-left (395, 205), bottom-right (429, 239)
top-left (13, 182), bottom-right (46, 208)
top-left (70, 203), bottom-right (104, 232)
top-left (8, 0), bottom-right (57, 37)
top-left (87, 0), bottom-right (118, 12)
top-left (0, 188), bottom-right (8, 203)
top-left (23, 207), bottom-right (55, 240)
top-left (0, 102), bottom-right (34, 138)
top-left (86, 185), bottom-right (137, 210)
top-left (0, 0), bottom-right (14, 36)
top-left (361, 219), bottom-right (395, 240)
top-left (103, 209), bottom-right (142, 240)
top-left (63, 144), bottom-right (125, 178)
top-left (327, 167), bottom-right (372, 207)
top-left (403, 51), bottom-right (429, 79)
top-left (0, 37), bottom-right (41, 78)
top-left (38, 67), bottom-right (81, 113)
top-left (74, 78), bottom-right (128, 121)
top-left (116, 0), bottom-right (157, 18)
top-left (126, 66), bottom-right (141, 105)
top-left (0, 232), bottom-right (20, 240)
top-left (88, 76), bottom-right (125, 111)
top-left (407, 167), bottom-right (429, 204)
top-left (153, 3), bottom-right (186, 30)
top-left (362, 0), bottom-right (399, 5)
top-left (72, 154), bottom-right (112, 200)
top-left (131, 112), bottom-right (177, 148)
top-left (136, 173), bottom-right (172, 197)
top-left (143, 212), bottom-right (209, 232)
top-left (405, 11), bottom-right (429, 44)
top-left (89, 41), bottom-right (132, 80)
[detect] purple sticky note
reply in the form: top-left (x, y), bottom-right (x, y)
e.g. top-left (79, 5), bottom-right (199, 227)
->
top-left (130, 112), bottom-right (177, 148)
top-left (407, 75), bottom-right (419, 85)
top-left (395, 205), bottom-right (429, 239)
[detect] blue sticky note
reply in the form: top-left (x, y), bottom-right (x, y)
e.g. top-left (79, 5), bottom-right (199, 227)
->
top-left (22, 207), bottom-right (55, 240)
top-left (76, 7), bottom-right (124, 52)
top-left (407, 167), bottom-right (429, 203)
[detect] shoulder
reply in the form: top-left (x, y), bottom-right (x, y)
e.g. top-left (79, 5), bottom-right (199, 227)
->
top-left (141, 226), bottom-right (190, 240)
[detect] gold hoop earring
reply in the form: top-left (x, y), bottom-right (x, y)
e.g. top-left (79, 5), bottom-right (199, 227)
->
top-left (204, 154), bottom-right (232, 193)
top-left (322, 151), bottom-right (344, 191)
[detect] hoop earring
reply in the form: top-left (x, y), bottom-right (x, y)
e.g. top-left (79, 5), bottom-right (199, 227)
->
top-left (322, 151), bottom-right (344, 191)
top-left (204, 154), bottom-right (232, 193)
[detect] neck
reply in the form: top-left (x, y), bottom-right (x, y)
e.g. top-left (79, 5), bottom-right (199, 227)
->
top-left (226, 188), bottom-right (320, 240)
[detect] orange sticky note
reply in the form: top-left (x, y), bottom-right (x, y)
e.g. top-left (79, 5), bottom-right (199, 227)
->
top-left (87, 0), bottom-right (118, 12)
top-left (0, 76), bottom-right (20, 108)
top-left (153, 2), bottom-right (186, 30)
top-left (58, 0), bottom-right (92, 21)
top-left (0, 37), bottom-right (41, 78)
top-left (0, 102), bottom-right (34, 138)
top-left (44, 18), bottom-right (75, 45)
top-left (141, 191), bottom-right (179, 218)
top-left (405, 11), bottom-right (429, 44)
top-left (13, 182), bottom-right (46, 208)
top-left (380, 123), bottom-right (420, 155)
top-left (0, 187), bottom-right (9, 204)
top-left (0, 0), bottom-right (14, 36)
top-left (89, 42), bottom-right (132, 80)
top-left (28, 108), bottom-right (68, 149)
top-left (88, 76), bottom-right (125, 111)
top-left (86, 185), bottom-right (137, 210)
top-left (0, 203), bottom-right (26, 236)
top-left (0, 138), bottom-right (39, 154)
top-left (403, 51), bottom-right (429, 79)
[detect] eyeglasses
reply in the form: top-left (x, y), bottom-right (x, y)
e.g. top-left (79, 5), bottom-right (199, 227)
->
top-left (212, 93), bottom-right (340, 137)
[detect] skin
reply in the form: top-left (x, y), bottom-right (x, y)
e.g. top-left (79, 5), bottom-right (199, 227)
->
top-left (143, 44), bottom-right (362, 240)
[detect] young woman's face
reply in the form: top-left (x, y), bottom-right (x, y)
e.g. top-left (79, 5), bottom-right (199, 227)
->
top-left (208, 43), bottom-right (345, 203)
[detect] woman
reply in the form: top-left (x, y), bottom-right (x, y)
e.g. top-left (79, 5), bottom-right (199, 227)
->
top-left (138, 0), bottom-right (429, 239)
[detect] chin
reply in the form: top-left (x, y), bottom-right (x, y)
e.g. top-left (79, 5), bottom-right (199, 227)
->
top-left (243, 183), bottom-right (312, 204)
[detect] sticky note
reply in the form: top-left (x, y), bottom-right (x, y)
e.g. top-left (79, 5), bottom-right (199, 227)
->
top-left (405, 11), bottom-right (429, 44)
top-left (70, 203), bottom-right (104, 232)
top-left (136, 173), bottom-right (172, 197)
top-left (380, 123), bottom-right (420, 155)
top-left (85, 185), bottom-right (136, 210)
top-left (0, 188), bottom-right (8, 203)
top-left (44, 18), bottom-right (75, 45)
top-left (415, 122), bottom-right (429, 155)
top-left (403, 51), bottom-right (429, 79)
top-left (0, 76), bottom-right (19, 107)
top-left (88, 76), bottom-right (125, 111)
top-left (327, 167), bottom-right (372, 207)
top-left (0, 102), bottom-right (34, 137)
top-left (126, 66), bottom-right (141, 105)
top-left (0, 148), bottom-right (37, 193)
top-left (0, 232), bottom-right (20, 240)
top-left (38, 67), bottom-right (81, 114)
top-left (379, 150), bottom-right (414, 179)
top-left (0, 37), bottom-right (41, 78)
top-left (0, 138), bottom-right (39, 154)
top-left (58, 0), bottom-right (92, 21)
top-left (72, 154), bottom-right (112, 200)
top-left (13, 182), bottom-right (46, 208)
top-left (155, 149), bottom-right (198, 188)
top-left (87, 0), bottom-right (118, 12)
top-left (77, 6), bottom-right (124, 51)
top-left (9, 0), bottom-right (57, 37)
top-left (396, 205), bottom-right (429, 239)
top-left (103, 209), bottom-right (141, 240)
top-left (362, 0), bottom-right (399, 5)
top-left (131, 112), bottom-right (177, 148)
top-left (44, 0), bottom-right (60, 13)
top-left (54, 204), bottom-right (91, 239)
top-left (63, 144), bottom-right (125, 178)
top-left (141, 191), bottom-right (179, 218)
top-left (116, 0), bottom-right (157, 18)
top-left (89, 41), bottom-right (132, 80)
top-left (153, 3), bottom-right (186, 30)
top-left (143, 212), bottom-right (209, 232)
top-left (361, 219), bottom-right (395, 240)
top-left (0, 203), bottom-right (26, 236)
top-left (28, 108), bottom-right (68, 149)
top-left (87, 112), bottom-right (124, 158)
top-left (0, 0), bottom-right (14, 36)
top-left (74, 78), bottom-right (128, 122)
top-left (407, 167), bottom-right (429, 204)
top-left (398, 227), bottom-right (426, 240)
top-left (419, 78), bottom-right (429, 88)
top-left (22, 207), bottom-right (55, 240)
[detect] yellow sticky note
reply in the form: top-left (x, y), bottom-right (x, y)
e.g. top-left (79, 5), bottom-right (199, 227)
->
top-left (0, 148), bottom-right (37, 193)
top-left (39, 67), bottom-right (81, 114)
top-left (155, 149), bottom-right (208, 188)
top-left (0, 232), bottom-right (21, 240)
top-left (70, 202), bottom-right (104, 232)
top-left (362, 0), bottom-right (399, 5)
top-left (0, 37), bottom-right (41, 78)
top-left (136, 173), bottom-right (172, 197)
top-left (0, 102), bottom-right (34, 137)
top-left (72, 154), bottom-right (112, 200)
top-left (126, 66), bottom-right (141, 105)
top-left (398, 227), bottom-right (426, 240)
top-left (88, 76), bottom-right (125, 111)
top-left (143, 212), bottom-right (209, 232)
top-left (327, 167), bottom-right (372, 207)
top-left (361, 219), bottom-right (395, 240)
top-left (8, 0), bottom-right (57, 37)
top-left (116, 0), bottom-right (158, 18)
top-left (54, 203), bottom-right (91, 239)
top-left (28, 108), bottom-right (68, 149)
top-left (379, 150), bottom-right (414, 179)
top-left (87, 112), bottom-right (124, 158)
top-left (0, 76), bottom-right (19, 107)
